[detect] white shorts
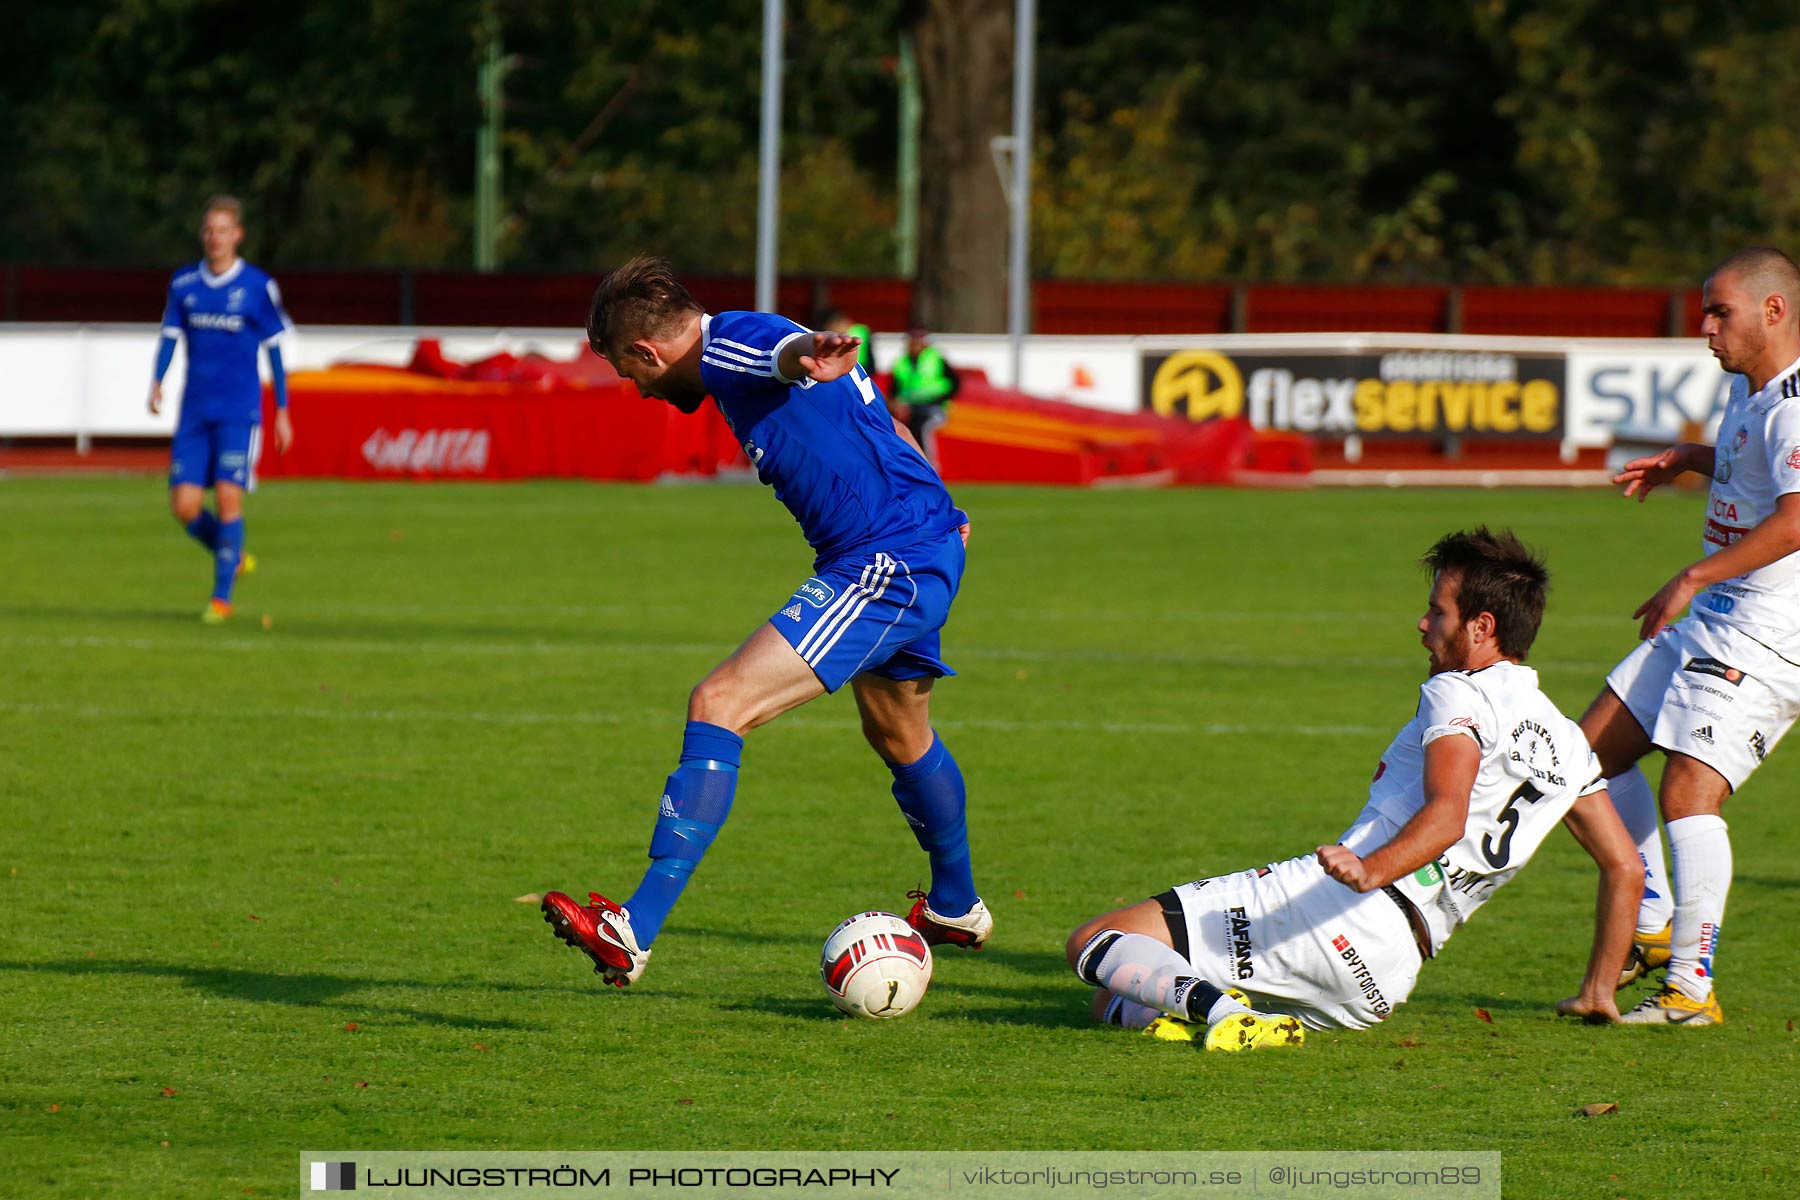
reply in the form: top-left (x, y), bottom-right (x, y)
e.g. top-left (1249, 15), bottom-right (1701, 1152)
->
top-left (1160, 855), bottom-right (1422, 1030)
top-left (1605, 615), bottom-right (1800, 791)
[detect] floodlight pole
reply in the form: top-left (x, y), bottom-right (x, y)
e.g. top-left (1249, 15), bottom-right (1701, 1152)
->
top-left (896, 33), bottom-right (921, 279)
top-left (755, 0), bottom-right (785, 313)
top-left (1007, 0), bottom-right (1035, 389)
top-left (475, 14), bottom-right (505, 272)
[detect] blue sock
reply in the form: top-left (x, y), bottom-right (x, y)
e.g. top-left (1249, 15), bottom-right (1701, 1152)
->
top-left (623, 720), bottom-right (742, 947)
top-left (212, 518), bottom-right (244, 603)
top-left (184, 511), bottom-right (221, 553)
top-left (889, 732), bottom-right (977, 917)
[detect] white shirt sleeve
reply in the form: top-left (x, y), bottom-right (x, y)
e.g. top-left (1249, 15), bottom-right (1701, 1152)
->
top-left (1762, 400), bottom-right (1800, 498)
top-left (1416, 671), bottom-right (1490, 751)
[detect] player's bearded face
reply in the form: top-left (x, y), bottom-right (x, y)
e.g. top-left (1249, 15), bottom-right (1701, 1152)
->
top-left (616, 345), bottom-right (705, 413)
top-left (1419, 572), bottom-right (1476, 675)
top-left (651, 370), bottom-right (707, 412)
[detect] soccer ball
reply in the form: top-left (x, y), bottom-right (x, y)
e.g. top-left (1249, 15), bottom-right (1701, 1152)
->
top-left (820, 911), bottom-right (933, 1019)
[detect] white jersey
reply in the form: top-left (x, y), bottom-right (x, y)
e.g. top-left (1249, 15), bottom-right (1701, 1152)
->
top-left (1338, 661), bottom-right (1604, 955)
top-left (1694, 355), bottom-right (1800, 658)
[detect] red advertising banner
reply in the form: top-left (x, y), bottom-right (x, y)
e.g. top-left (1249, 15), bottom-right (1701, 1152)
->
top-left (258, 363), bottom-right (743, 482)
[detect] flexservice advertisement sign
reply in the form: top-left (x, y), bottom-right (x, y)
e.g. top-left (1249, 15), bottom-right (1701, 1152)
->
top-left (1142, 347), bottom-right (1567, 439)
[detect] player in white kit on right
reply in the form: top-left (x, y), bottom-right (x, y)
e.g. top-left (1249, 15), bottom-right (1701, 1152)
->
top-left (1577, 246), bottom-right (1800, 1026)
top-left (1067, 528), bottom-right (1643, 1050)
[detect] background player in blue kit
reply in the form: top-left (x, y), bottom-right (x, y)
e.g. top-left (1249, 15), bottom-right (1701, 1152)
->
top-left (148, 195), bottom-right (294, 623)
top-left (542, 256), bottom-right (990, 987)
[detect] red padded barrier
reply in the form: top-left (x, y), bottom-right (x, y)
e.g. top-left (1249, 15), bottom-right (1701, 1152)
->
top-left (1461, 286), bottom-right (1672, 338)
top-left (1248, 285), bottom-right (1450, 333)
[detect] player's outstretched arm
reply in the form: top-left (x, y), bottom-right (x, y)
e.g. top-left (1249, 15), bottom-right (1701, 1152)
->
top-left (779, 331), bottom-right (863, 384)
top-left (1614, 442), bottom-right (1713, 502)
top-left (1554, 789), bottom-right (1642, 1023)
top-left (1318, 734), bottom-right (1476, 891)
top-left (1630, 491), bottom-right (1800, 638)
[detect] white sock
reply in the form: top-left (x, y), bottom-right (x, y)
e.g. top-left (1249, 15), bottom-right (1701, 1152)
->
top-left (1666, 814), bottom-right (1731, 1001)
top-left (1201, 992), bottom-right (1253, 1025)
top-left (1081, 931), bottom-right (1192, 1012)
top-left (1077, 931), bottom-right (1251, 1024)
top-left (1608, 764), bottom-right (1674, 934)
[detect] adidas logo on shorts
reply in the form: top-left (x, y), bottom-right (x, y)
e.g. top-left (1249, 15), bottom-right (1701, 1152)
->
top-left (1691, 725), bottom-right (1715, 745)
top-left (780, 603), bottom-right (803, 621)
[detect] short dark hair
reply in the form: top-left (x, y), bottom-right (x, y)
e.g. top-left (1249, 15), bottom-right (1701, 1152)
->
top-left (587, 255), bottom-right (701, 361)
top-left (1420, 526), bottom-right (1549, 660)
top-left (1709, 246), bottom-right (1800, 325)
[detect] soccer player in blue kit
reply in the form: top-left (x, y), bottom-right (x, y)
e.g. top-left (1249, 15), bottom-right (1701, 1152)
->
top-left (542, 256), bottom-right (990, 987)
top-left (148, 196), bottom-right (293, 623)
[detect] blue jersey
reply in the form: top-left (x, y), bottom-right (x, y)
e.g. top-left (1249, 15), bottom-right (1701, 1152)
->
top-left (699, 311), bottom-right (967, 563)
top-left (161, 259), bottom-right (291, 424)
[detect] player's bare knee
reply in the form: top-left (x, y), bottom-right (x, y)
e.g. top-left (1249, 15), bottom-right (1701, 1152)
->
top-left (1066, 918), bottom-right (1111, 969)
top-left (688, 671), bottom-right (766, 734)
top-left (169, 493), bottom-right (201, 524)
top-left (1657, 755), bottom-right (1731, 819)
top-left (686, 678), bottom-right (737, 730)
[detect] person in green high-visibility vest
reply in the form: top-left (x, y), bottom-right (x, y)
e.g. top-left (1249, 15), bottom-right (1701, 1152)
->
top-left (889, 325), bottom-right (960, 469)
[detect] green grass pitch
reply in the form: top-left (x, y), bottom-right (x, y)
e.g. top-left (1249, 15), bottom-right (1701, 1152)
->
top-left (3, 477), bottom-right (1796, 1197)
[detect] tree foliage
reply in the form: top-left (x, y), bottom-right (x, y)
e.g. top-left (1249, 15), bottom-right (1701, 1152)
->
top-left (5, 0), bottom-right (1800, 286)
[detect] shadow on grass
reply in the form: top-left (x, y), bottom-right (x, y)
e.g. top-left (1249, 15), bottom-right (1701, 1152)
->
top-left (674, 927), bottom-right (1085, 1025)
top-left (720, 944), bottom-right (1091, 1029)
top-left (1432, 993), bottom-right (1565, 1016)
top-left (724, 989), bottom-right (1093, 1030)
top-left (0, 603), bottom-right (223, 628)
top-left (0, 958), bottom-right (549, 1031)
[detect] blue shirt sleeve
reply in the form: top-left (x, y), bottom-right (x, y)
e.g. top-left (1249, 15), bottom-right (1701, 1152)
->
top-left (701, 311), bottom-right (811, 400)
top-left (153, 333), bottom-right (177, 382)
top-left (267, 342), bottom-right (288, 410)
top-left (249, 276), bottom-right (292, 345)
top-left (160, 280), bottom-right (183, 339)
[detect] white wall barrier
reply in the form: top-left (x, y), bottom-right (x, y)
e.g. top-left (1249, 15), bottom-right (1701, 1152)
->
top-left (0, 324), bottom-right (1732, 450)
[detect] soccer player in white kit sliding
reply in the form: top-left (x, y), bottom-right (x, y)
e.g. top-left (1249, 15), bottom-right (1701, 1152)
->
top-left (1577, 246), bottom-right (1800, 1026)
top-left (1067, 528), bottom-right (1643, 1051)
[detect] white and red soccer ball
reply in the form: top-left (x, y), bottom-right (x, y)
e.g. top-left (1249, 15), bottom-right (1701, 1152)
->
top-left (820, 911), bottom-right (933, 1018)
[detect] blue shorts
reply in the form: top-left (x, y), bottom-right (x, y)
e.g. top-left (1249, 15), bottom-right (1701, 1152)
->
top-left (170, 417), bottom-right (260, 491)
top-left (771, 533), bottom-right (965, 693)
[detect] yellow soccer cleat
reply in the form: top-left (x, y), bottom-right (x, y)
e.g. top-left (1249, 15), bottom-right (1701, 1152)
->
top-left (1143, 1016), bottom-right (1200, 1042)
top-left (1618, 984), bottom-right (1723, 1026)
top-left (1149, 987), bottom-right (1253, 1042)
top-left (1616, 922), bottom-right (1672, 990)
top-left (1203, 1010), bottom-right (1306, 1052)
top-left (201, 599), bottom-right (232, 624)
top-left (236, 552), bottom-right (257, 579)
